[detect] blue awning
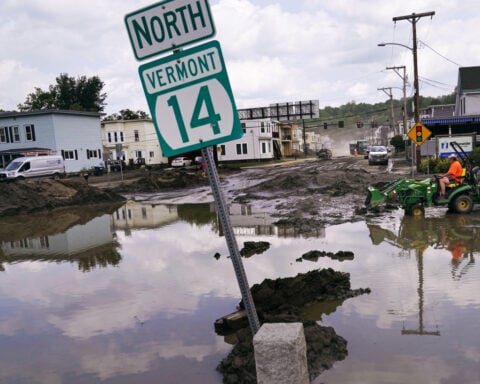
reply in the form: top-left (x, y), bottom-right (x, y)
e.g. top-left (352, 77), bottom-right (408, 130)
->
top-left (421, 116), bottom-right (480, 125)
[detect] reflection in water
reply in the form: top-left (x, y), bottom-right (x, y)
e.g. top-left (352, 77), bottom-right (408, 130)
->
top-left (367, 214), bottom-right (480, 266)
top-left (367, 214), bottom-right (480, 338)
top-left (229, 203), bottom-right (325, 238)
top-left (0, 205), bottom-right (122, 272)
top-left (1, 202), bottom-right (479, 383)
top-left (112, 200), bottom-right (218, 235)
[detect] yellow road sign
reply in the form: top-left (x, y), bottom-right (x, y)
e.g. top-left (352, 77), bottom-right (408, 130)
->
top-left (407, 122), bottom-right (431, 146)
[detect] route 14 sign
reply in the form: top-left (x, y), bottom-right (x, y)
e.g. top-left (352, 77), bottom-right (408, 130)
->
top-left (138, 40), bottom-right (243, 157)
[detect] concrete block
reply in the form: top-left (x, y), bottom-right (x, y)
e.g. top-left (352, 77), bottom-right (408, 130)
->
top-left (253, 323), bottom-right (309, 384)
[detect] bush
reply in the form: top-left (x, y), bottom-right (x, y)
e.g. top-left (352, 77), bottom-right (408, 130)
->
top-left (419, 157), bottom-right (449, 174)
top-left (390, 135), bottom-right (405, 152)
top-left (470, 147), bottom-right (480, 166)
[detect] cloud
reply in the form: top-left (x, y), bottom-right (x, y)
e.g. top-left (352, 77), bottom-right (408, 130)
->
top-left (1, 0), bottom-right (479, 115)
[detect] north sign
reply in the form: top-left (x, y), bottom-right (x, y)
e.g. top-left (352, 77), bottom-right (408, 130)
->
top-left (138, 40), bottom-right (243, 157)
top-left (125, 0), bottom-right (215, 61)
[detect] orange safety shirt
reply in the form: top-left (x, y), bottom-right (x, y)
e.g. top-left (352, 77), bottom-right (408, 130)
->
top-left (448, 160), bottom-right (463, 182)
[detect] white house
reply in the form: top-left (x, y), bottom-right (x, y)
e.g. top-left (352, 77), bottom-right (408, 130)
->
top-left (100, 119), bottom-right (168, 166)
top-left (455, 66), bottom-right (480, 116)
top-left (217, 119), bottom-right (277, 162)
top-left (0, 110), bottom-right (104, 172)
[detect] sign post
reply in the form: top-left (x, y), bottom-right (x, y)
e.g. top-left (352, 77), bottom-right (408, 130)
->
top-left (202, 146), bottom-right (260, 334)
top-left (126, 0), bottom-right (260, 334)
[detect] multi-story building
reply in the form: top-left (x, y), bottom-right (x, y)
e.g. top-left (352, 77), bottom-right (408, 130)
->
top-left (0, 110), bottom-right (104, 172)
top-left (101, 119), bottom-right (168, 167)
top-left (217, 118), bottom-right (277, 162)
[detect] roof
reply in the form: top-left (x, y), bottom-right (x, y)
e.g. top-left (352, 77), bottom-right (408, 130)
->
top-left (458, 66), bottom-right (480, 92)
top-left (0, 147), bottom-right (53, 155)
top-left (0, 109), bottom-right (103, 119)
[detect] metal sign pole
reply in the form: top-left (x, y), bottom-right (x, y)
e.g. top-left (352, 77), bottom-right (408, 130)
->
top-left (201, 146), bottom-right (260, 334)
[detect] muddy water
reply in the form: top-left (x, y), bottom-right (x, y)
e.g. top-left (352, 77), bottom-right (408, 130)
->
top-left (0, 202), bottom-right (479, 383)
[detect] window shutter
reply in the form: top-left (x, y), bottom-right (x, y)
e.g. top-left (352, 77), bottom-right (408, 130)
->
top-left (75, 150), bottom-right (78, 160)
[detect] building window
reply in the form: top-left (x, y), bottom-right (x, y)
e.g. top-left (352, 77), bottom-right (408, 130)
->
top-left (149, 151), bottom-right (154, 158)
top-left (219, 145), bottom-right (226, 156)
top-left (0, 127), bottom-right (6, 143)
top-left (62, 150), bottom-right (77, 160)
top-left (114, 132), bottom-right (118, 142)
top-left (237, 143), bottom-right (248, 154)
top-left (25, 124), bottom-right (35, 141)
top-left (262, 142), bottom-right (267, 153)
top-left (261, 122), bottom-right (265, 133)
top-left (107, 132), bottom-right (112, 143)
top-left (120, 131), bottom-right (124, 142)
top-left (135, 150), bottom-right (142, 158)
top-left (134, 130), bottom-right (139, 142)
top-left (12, 126), bottom-right (20, 142)
top-left (87, 149), bottom-right (101, 159)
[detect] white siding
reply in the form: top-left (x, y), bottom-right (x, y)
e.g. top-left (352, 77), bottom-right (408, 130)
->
top-left (0, 111), bottom-right (104, 173)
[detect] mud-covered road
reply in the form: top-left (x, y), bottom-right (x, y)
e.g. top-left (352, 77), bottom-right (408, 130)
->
top-left (0, 155), bottom-right (412, 223)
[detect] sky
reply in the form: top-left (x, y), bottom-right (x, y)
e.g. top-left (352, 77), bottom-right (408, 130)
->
top-left (1, 0), bottom-right (479, 117)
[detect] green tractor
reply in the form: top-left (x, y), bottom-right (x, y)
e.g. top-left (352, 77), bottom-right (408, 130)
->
top-left (366, 142), bottom-right (480, 216)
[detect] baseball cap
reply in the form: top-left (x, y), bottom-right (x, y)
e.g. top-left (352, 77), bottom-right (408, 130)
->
top-left (448, 154), bottom-right (456, 158)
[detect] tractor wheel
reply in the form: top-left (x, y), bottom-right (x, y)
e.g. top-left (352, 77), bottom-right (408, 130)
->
top-left (452, 194), bottom-right (474, 214)
top-left (405, 205), bottom-right (425, 217)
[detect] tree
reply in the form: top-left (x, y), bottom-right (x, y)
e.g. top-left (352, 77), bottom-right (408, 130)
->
top-left (18, 73), bottom-right (107, 112)
top-left (102, 109), bottom-right (150, 121)
top-left (390, 135), bottom-right (405, 152)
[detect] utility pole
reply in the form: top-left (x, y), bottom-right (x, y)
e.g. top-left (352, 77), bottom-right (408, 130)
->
top-left (386, 65), bottom-right (408, 159)
top-left (392, 11), bottom-right (435, 169)
top-left (378, 87), bottom-right (395, 141)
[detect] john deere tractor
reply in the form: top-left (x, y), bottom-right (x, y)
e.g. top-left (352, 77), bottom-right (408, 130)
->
top-left (366, 142), bottom-right (480, 216)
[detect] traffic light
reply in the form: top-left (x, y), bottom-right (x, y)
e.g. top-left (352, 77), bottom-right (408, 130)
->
top-left (323, 122), bottom-right (327, 129)
top-left (416, 125), bottom-right (422, 142)
top-left (338, 120), bottom-right (344, 128)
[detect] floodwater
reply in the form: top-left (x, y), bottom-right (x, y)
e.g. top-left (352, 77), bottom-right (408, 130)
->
top-left (0, 201), bottom-right (479, 384)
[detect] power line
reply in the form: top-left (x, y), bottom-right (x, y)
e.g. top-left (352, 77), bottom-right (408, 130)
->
top-left (419, 39), bottom-right (463, 67)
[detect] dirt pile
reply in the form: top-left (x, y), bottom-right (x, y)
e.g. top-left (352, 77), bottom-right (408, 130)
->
top-left (217, 268), bottom-right (371, 383)
top-left (0, 178), bottom-right (125, 216)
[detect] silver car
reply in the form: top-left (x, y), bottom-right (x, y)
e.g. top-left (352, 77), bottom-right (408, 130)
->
top-left (368, 146), bottom-right (389, 165)
top-left (171, 157), bottom-right (192, 167)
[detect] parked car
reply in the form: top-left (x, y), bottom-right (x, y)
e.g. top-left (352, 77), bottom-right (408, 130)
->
top-left (0, 155), bottom-right (65, 181)
top-left (368, 146), bottom-right (389, 165)
top-left (171, 157), bottom-right (192, 167)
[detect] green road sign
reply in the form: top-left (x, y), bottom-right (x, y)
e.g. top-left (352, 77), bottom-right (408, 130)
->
top-left (125, 0), bottom-right (215, 61)
top-left (138, 40), bottom-right (243, 157)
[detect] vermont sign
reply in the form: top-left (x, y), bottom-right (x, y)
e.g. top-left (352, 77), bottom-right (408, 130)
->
top-left (138, 40), bottom-right (242, 156)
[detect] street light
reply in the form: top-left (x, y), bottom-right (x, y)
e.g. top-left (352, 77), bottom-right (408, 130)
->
top-left (378, 42), bottom-right (419, 124)
top-left (378, 41), bottom-right (420, 169)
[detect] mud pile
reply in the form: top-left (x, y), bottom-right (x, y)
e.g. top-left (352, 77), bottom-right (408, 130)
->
top-left (0, 178), bottom-right (125, 216)
top-left (217, 268), bottom-right (371, 383)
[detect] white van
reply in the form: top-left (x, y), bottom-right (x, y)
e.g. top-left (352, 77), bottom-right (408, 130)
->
top-left (0, 155), bottom-right (65, 181)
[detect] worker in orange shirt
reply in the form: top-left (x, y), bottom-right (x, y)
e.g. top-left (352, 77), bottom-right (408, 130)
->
top-left (438, 154), bottom-right (463, 197)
